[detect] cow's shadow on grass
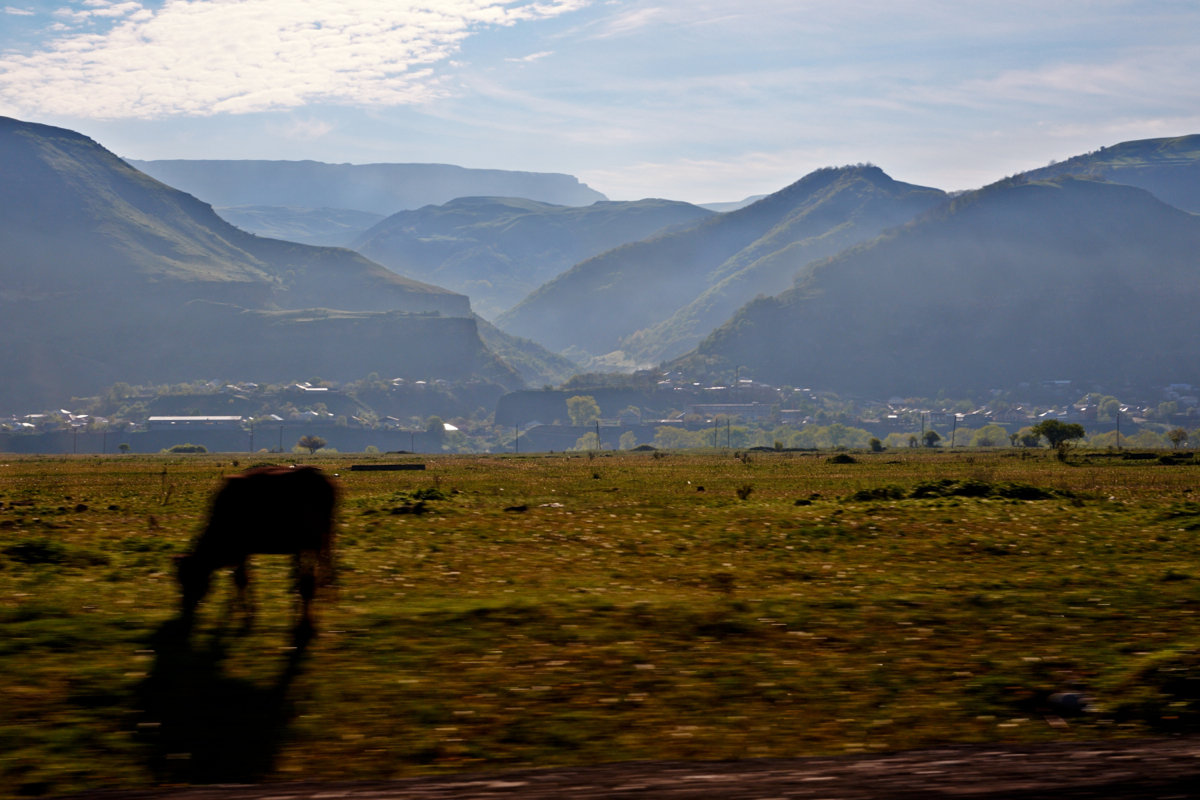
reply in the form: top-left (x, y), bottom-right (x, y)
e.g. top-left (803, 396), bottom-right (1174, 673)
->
top-left (134, 618), bottom-right (312, 785)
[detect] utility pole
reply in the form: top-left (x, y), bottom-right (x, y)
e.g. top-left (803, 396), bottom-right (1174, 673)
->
top-left (514, 425), bottom-right (519, 454)
top-left (1116, 411), bottom-right (1121, 450)
top-left (951, 415), bottom-right (958, 448)
top-left (595, 419), bottom-right (601, 451)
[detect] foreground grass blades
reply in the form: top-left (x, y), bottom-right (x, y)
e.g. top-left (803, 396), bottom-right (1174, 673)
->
top-left (2, 450), bottom-right (1199, 795)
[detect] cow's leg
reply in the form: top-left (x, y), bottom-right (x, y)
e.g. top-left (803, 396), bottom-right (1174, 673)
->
top-left (233, 558), bottom-right (253, 618)
top-left (294, 551), bottom-right (317, 634)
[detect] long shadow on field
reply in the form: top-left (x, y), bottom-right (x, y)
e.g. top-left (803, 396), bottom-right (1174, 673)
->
top-left (134, 619), bottom-right (310, 784)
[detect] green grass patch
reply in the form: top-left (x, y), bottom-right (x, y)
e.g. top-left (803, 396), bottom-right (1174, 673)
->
top-left (2, 451), bottom-right (1200, 794)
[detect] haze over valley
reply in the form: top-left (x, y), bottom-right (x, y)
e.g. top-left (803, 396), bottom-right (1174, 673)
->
top-left (3, 113), bottom-right (1200, 454)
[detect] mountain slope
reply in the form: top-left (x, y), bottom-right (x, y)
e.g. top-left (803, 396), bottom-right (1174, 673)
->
top-left (127, 159), bottom-right (607, 215)
top-left (0, 117), bottom-right (518, 409)
top-left (674, 176), bottom-right (1200, 396)
top-left (352, 196), bottom-right (715, 318)
top-left (496, 166), bottom-right (944, 363)
top-left (215, 205), bottom-right (385, 247)
top-left (1023, 134), bottom-right (1200, 212)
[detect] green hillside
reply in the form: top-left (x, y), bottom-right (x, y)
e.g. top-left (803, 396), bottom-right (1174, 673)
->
top-left (497, 166), bottom-right (943, 364)
top-left (0, 117), bottom-right (523, 410)
top-left (1023, 134), bottom-right (1200, 212)
top-left (676, 176), bottom-right (1200, 396)
top-left (352, 196), bottom-right (714, 319)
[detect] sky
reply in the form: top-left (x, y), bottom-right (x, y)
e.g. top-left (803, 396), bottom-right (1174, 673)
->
top-left (1, 0), bottom-right (1198, 203)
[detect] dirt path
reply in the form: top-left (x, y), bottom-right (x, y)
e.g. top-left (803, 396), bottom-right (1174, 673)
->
top-left (77, 736), bottom-right (1200, 799)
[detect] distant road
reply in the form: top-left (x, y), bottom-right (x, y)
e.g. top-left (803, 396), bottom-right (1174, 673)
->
top-left (74, 736), bottom-right (1200, 799)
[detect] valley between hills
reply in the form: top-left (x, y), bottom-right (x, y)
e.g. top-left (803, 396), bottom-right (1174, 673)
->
top-left (3, 116), bottom-right (1200, 453)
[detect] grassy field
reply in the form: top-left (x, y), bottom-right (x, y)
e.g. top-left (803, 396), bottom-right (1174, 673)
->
top-left (2, 449), bottom-right (1199, 796)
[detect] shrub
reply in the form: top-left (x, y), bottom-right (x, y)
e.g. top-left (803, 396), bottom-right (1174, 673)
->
top-left (846, 486), bottom-right (904, 502)
top-left (163, 443), bottom-right (206, 454)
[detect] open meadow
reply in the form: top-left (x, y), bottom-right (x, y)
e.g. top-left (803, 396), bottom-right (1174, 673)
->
top-left (2, 449), bottom-right (1199, 796)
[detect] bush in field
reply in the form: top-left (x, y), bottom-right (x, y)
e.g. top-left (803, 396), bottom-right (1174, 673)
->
top-left (846, 485), bottom-right (904, 501)
top-left (848, 479), bottom-right (1065, 502)
top-left (1016, 427), bottom-right (1042, 447)
top-left (297, 434), bottom-right (327, 454)
top-left (163, 443), bottom-right (206, 454)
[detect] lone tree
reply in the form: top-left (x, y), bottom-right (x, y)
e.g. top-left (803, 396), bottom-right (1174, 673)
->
top-left (298, 434), bottom-right (327, 454)
top-left (922, 430), bottom-right (942, 448)
top-left (1030, 419), bottom-right (1085, 448)
top-left (1168, 427), bottom-right (1189, 448)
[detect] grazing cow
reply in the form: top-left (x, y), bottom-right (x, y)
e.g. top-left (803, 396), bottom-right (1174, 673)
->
top-left (177, 466), bottom-right (336, 630)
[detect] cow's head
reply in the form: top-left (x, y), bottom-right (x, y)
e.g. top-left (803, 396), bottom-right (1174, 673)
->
top-left (174, 553), bottom-right (211, 617)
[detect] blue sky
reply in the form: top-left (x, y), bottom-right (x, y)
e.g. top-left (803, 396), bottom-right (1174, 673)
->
top-left (2, 0), bottom-right (1198, 203)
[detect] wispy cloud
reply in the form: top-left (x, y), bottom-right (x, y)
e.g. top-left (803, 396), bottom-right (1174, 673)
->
top-left (0, 0), bottom-right (591, 118)
top-left (3, 6), bottom-right (34, 15)
top-left (270, 116), bottom-right (336, 142)
top-left (506, 50), bottom-right (553, 63)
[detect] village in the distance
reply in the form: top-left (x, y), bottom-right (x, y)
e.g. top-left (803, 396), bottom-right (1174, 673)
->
top-left (2, 373), bottom-right (1195, 455)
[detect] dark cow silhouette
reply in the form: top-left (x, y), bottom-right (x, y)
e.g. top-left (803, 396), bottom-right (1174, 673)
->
top-left (177, 466), bottom-right (336, 631)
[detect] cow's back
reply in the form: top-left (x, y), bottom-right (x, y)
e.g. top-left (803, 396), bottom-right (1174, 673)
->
top-left (205, 466), bottom-right (335, 557)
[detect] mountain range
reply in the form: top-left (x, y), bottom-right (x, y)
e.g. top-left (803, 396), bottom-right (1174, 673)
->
top-left (0, 117), bottom-right (541, 409)
top-left (1023, 134), bottom-right (1200, 212)
top-left (5, 113), bottom-right (1200, 411)
top-left (496, 166), bottom-right (946, 365)
top-left (351, 196), bottom-right (714, 318)
top-left (127, 158), bottom-right (608, 248)
top-left (675, 175), bottom-right (1200, 396)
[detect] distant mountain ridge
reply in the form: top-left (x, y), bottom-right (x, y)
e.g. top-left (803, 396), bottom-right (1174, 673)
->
top-left (675, 175), bottom-right (1200, 396)
top-left (127, 159), bottom-right (608, 216)
top-left (215, 205), bottom-right (385, 247)
top-left (496, 165), bottom-right (945, 365)
top-left (352, 196), bottom-right (715, 318)
top-left (0, 117), bottom-right (527, 410)
top-left (1021, 134), bottom-right (1200, 212)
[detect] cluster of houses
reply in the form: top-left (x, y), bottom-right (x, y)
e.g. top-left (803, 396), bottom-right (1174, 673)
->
top-left (3, 377), bottom-right (1198, 445)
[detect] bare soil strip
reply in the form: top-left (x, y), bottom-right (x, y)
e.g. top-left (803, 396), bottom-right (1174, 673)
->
top-left (72, 736), bottom-right (1200, 800)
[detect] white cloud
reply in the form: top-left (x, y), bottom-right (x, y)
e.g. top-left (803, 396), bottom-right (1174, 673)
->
top-left (0, 0), bottom-right (591, 118)
top-left (506, 50), bottom-right (553, 63)
top-left (269, 116), bottom-right (336, 142)
top-left (3, 6), bottom-right (35, 15)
